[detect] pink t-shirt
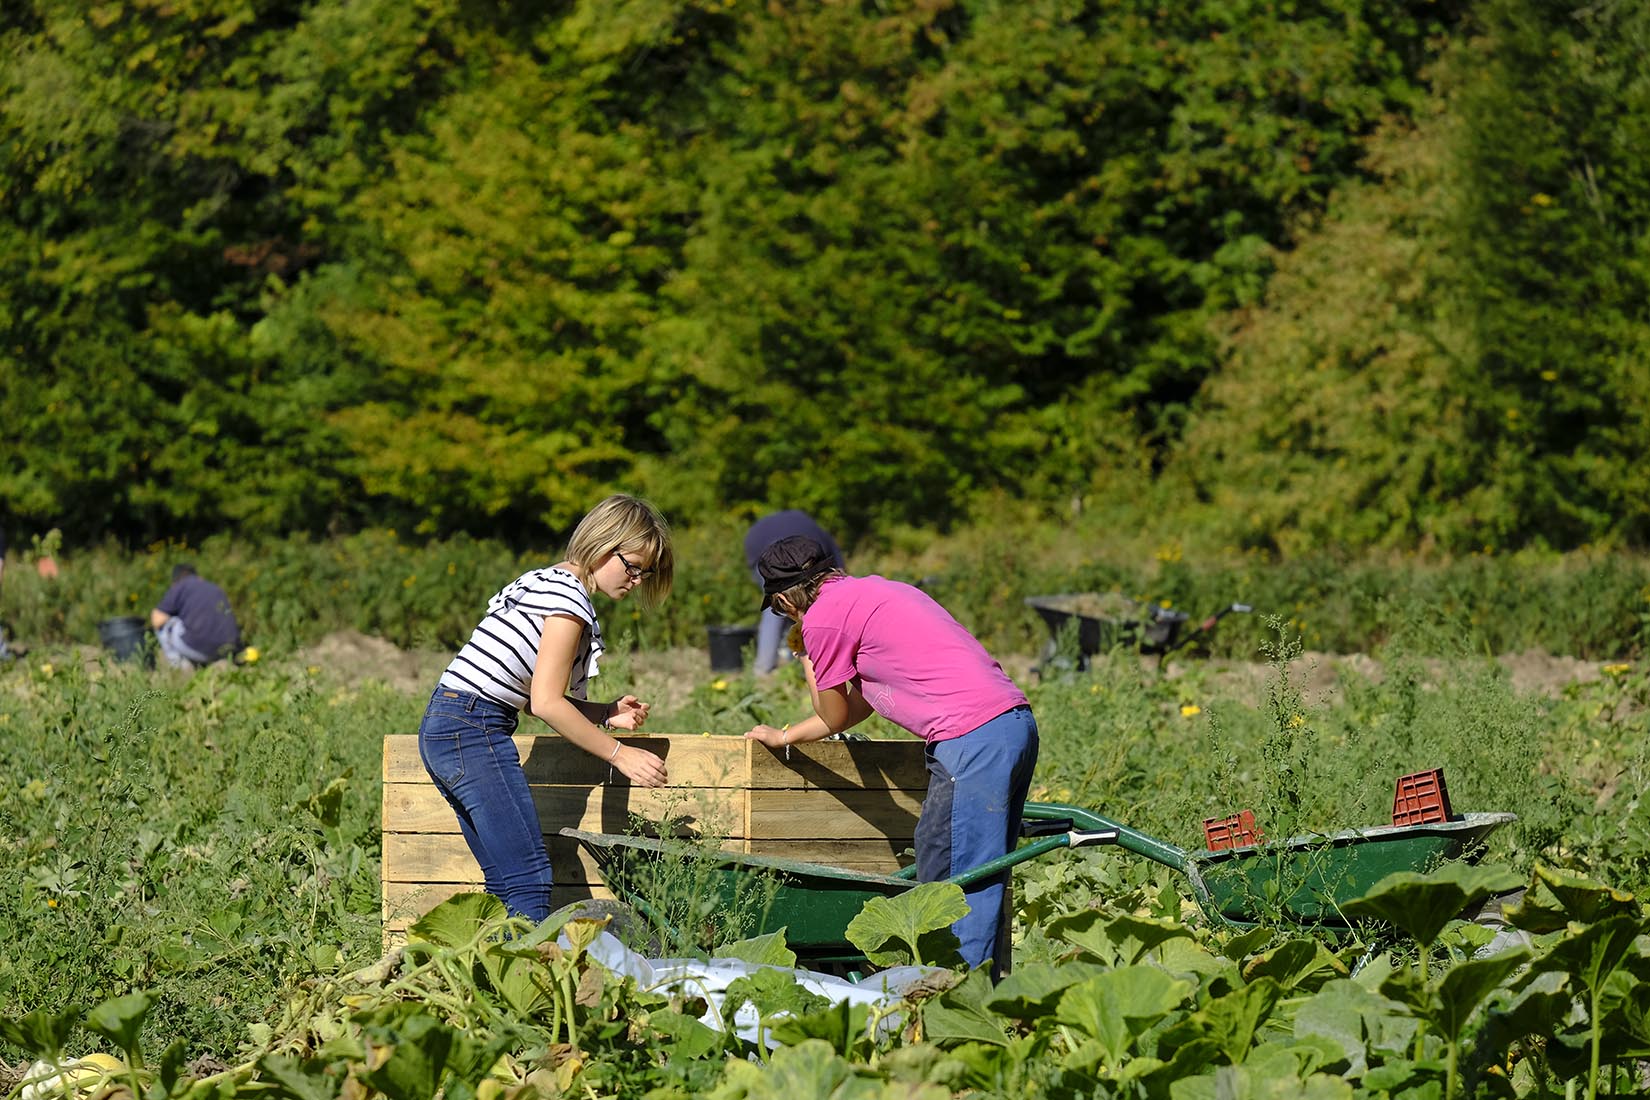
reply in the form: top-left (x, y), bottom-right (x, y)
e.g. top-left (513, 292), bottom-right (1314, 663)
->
top-left (803, 575), bottom-right (1028, 744)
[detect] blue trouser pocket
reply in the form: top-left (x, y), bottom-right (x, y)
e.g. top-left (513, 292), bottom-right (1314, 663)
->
top-left (916, 706), bottom-right (1040, 974)
top-left (416, 688), bottom-right (552, 922)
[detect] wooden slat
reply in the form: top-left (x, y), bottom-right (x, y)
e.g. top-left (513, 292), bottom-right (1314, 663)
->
top-left (384, 782), bottom-right (745, 838)
top-left (384, 832), bottom-right (609, 885)
top-left (384, 734), bottom-right (755, 787)
top-left (746, 739), bottom-right (928, 790)
top-left (383, 884), bottom-right (614, 932)
top-left (385, 734), bottom-right (928, 789)
top-left (382, 832), bottom-right (753, 886)
top-left (744, 838), bottom-right (916, 869)
top-left (746, 788), bottom-right (926, 839)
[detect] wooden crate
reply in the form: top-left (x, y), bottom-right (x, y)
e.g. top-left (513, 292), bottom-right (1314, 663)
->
top-left (381, 733), bottom-right (929, 934)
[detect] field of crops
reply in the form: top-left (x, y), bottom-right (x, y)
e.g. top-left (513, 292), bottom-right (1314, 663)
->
top-left (3, 567), bottom-right (1649, 1099)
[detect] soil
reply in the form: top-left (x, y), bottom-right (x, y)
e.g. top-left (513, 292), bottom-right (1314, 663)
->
top-left (292, 631), bottom-right (450, 696)
top-left (293, 631), bottom-right (1610, 706)
top-left (1149, 648), bottom-right (1606, 712)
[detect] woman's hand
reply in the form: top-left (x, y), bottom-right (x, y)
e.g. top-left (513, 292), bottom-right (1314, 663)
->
top-left (744, 723), bottom-right (788, 748)
top-left (606, 695), bottom-right (649, 731)
top-left (612, 745), bottom-right (667, 787)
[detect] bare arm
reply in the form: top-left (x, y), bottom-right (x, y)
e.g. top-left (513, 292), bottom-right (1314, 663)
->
top-left (150, 609), bottom-right (170, 629)
top-left (530, 614), bottom-right (666, 786)
top-left (746, 654), bottom-right (874, 748)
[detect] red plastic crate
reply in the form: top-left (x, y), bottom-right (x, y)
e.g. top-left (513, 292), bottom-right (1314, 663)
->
top-left (1392, 768), bottom-right (1453, 826)
top-left (1203, 809), bottom-right (1263, 851)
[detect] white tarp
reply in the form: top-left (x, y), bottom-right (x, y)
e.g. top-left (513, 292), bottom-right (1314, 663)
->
top-left (579, 930), bottom-right (944, 1048)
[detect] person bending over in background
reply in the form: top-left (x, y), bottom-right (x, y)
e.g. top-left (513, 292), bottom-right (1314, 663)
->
top-left (419, 493), bottom-right (674, 923)
top-left (744, 536), bottom-right (1038, 977)
top-left (151, 564), bottom-right (243, 670)
top-left (742, 510), bottom-right (844, 674)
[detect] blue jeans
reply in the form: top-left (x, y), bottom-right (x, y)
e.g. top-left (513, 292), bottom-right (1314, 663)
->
top-left (156, 617), bottom-right (213, 670)
top-left (418, 688), bottom-right (553, 922)
top-left (754, 607), bottom-right (793, 674)
top-left (914, 706), bottom-right (1039, 975)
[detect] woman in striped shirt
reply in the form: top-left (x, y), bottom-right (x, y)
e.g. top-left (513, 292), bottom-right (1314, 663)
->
top-left (418, 493), bottom-right (675, 922)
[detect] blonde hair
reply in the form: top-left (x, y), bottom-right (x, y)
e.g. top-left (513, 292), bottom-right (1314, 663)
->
top-left (565, 494), bottom-right (675, 608)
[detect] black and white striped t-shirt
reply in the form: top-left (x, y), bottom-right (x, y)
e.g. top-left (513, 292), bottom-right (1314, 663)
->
top-left (437, 567), bottom-right (605, 710)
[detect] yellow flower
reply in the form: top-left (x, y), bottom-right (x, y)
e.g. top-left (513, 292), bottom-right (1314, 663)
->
top-left (1180, 704), bottom-right (1201, 717)
top-left (307, 665), bottom-right (321, 675)
top-left (1289, 713), bottom-right (1306, 728)
top-left (47, 898), bottom-right (58, 908)
top-left (1603, 663), bottom-right (1630, 676)
top-left (40, 663), bottom-right (54, 679)
top-left (1532, 192), bottom-right (1554, 207)
top-left (241, 646), bottom-right (260, 664)
top-left (22, 779), bottom-right (47, 801)
top-left (711, 679), bottom-right (728, 691)
top-left (1540, 370), bottom-right (1558, 382)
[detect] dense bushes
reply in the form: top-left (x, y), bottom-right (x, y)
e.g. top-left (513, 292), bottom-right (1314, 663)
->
top-left (4, 0), bottom-right (1645, 555)
top-left (3, 529), bottom-right (1646, 661)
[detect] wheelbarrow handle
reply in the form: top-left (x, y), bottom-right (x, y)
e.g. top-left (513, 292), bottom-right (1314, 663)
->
top-left (892, 802), bottom-right (1192, 883)
top-left (1022, 801), bottom-right (1190, 872)
top-left (1165, 602), bottom-right (1255, 655)
top-left (888, 827), bottom-right (1123, 884)
top-left (940, 829), bottom-right (1124, 888)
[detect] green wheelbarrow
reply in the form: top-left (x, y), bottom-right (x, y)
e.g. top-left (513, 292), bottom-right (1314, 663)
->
top-left (561, 817), bottom-right (1120, 966)
top-left (1020, 802), bottom-right (1517, 926)
top-left (562, 801), bottom-right (1516, 965)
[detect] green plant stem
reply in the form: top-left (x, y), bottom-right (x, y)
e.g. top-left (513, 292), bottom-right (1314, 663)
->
top-left (1587, 985), bottom-right (1601, 1100)
top-left (1413, 943), bottom-right (1431, 1061)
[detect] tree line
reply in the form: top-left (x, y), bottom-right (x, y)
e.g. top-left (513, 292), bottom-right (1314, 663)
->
top-left (1, 0), bottom-right (1645, 553)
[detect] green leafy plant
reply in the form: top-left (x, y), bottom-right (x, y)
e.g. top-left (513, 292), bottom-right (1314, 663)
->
top-left (844, 883), bottom-right (967, 969)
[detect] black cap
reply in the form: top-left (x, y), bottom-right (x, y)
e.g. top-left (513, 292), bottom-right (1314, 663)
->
top-left (757, 535), bottom-right (835, 612)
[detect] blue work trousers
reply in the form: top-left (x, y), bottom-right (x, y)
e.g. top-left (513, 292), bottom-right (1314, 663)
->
top-left (914, 706), bottom-right (1040, 975)
top-left (417, 688), bottom-right (553, 922)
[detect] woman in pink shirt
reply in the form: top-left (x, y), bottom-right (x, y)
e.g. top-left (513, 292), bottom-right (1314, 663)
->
top-left (745, 536), bottom-right (1039, 976)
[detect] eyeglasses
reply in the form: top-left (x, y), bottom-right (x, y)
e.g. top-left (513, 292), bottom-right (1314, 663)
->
top-left (615, 550), bottom-right (656, 582)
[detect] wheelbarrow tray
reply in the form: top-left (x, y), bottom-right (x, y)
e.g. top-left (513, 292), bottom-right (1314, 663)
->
top-left (561, 822), bottom-right (1116, 965)
top-left (564, 829), bottom-right (909, 962)
top-left (1188, 813), bottom-right (1517, 924)
top-left (1022, 802), bottom-right (1517, 927)
top-left (1024, 593), bottom-right (1181, 655)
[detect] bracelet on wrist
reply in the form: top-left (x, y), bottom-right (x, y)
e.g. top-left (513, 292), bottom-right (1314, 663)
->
top-left (608, 742), bottom-right (621, 762)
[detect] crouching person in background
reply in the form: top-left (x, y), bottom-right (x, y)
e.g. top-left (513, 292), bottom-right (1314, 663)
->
top-left (151, 564), bottom-right (243, 670)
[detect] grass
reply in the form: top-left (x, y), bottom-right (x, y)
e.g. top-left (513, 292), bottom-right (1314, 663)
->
top-left (3, 525), bottom-right (1649, 661)
top-left (1, 588), bottom-right (1646, 1065)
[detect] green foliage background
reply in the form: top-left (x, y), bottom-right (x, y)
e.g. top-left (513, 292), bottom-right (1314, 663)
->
top-left (4, 0), bottom-right (1645, 554)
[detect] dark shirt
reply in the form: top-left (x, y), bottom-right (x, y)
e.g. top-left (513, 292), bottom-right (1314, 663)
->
top-left (743, 510), bottom-right (846, 572)
top-left (157, 575), bottom-right (242, 660)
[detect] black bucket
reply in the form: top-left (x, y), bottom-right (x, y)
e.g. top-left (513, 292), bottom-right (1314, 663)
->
top-left (98, 616), bottom-right (154, 668)
top-left (705, 624), bottom-right (756, 672)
